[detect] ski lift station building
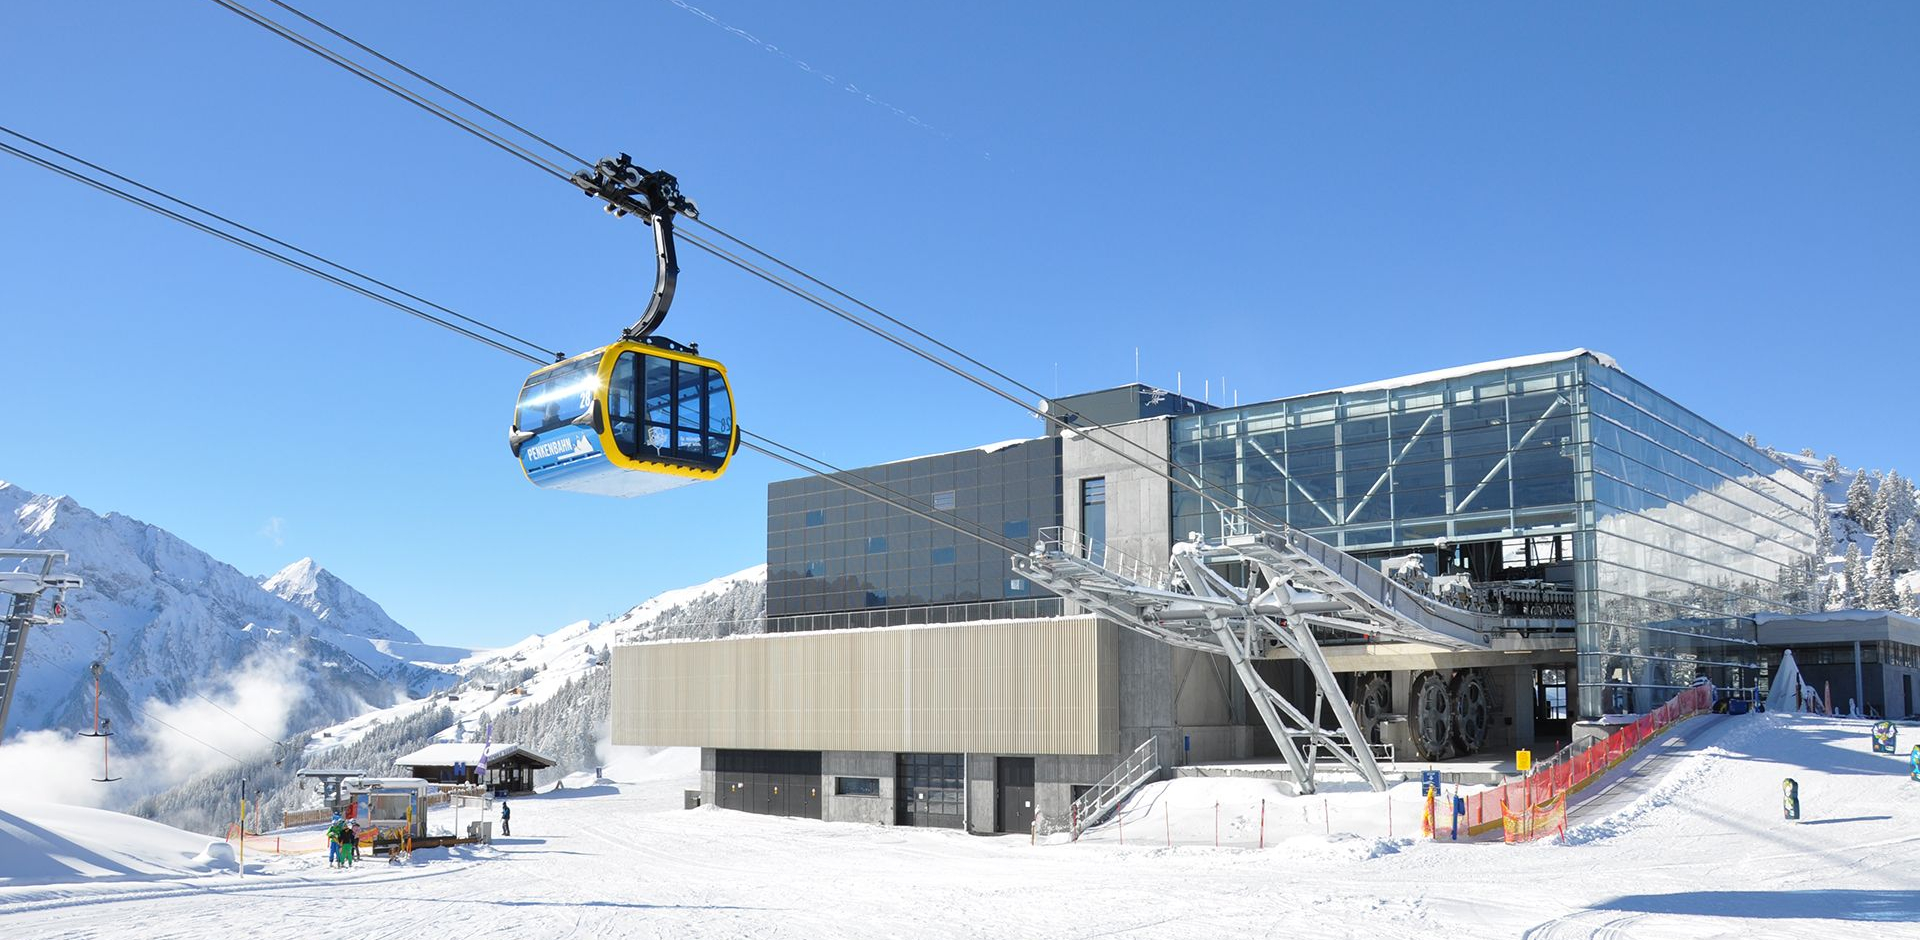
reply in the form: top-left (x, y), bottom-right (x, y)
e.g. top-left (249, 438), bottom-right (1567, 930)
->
top-left (612, 350), bottom-right (1824, 832)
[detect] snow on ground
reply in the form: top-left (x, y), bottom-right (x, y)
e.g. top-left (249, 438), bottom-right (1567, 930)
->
top-left (0, 800), bottom-right (234, 889)
top-left (4, 716), bottom-right (1917, 939)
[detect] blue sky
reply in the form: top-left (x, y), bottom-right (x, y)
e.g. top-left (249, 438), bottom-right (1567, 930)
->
top-left (3, 2), bottom-right (1914, 648)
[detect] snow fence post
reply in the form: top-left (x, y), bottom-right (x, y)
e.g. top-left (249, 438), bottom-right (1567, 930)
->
top-left (1214, 802), bottom-right (1219, 848)
top-left (1164, 802), bottom-right (1170, 848)
top-left (1260, 799), bottom-right (1266, 849)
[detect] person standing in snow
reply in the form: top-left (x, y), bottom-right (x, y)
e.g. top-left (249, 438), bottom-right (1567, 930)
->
top-left (325, 813), bottom-right (345, 869)
top-left (341, 820), bottom-right (358, 868)
top-left (500, 800), bottom-right (511, 837)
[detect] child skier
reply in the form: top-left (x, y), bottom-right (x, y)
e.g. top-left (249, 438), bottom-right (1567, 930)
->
top-left (325, 813), bottom-right (346, 869)
top-left (341, 820), bottom-right (358, 868)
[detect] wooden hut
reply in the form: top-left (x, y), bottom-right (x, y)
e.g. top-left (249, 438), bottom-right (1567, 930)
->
top-left (395, 743), bottom-right (556, 794)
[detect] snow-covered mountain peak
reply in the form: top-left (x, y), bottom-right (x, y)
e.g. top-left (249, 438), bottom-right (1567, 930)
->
top-left (260, 557), bottom-right (418, 645)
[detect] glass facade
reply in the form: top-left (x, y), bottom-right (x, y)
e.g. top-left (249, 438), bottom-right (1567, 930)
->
top-left (1168, 353), bottom-right (1821, 719)
top-left (1577, 363), bottom-right (1820, 716)
top-left (766, 437), bottom-right (1063, 632)
top-left (1170, 357), bottom-right (1582, 550)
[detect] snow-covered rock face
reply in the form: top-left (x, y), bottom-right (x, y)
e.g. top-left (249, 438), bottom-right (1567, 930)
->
top-left (0, 480), bottom-right (448, 760)
top-left (260, 558), bottom-right (417, 644)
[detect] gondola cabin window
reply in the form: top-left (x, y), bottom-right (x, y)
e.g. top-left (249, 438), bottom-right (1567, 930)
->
top-left (516, 358), bottom-right (598, 435)
top-left (612, 351), bottom-right (730, 469)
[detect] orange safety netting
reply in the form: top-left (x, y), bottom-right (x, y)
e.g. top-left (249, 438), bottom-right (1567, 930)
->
top-left (224, 824), bottom-right (409, 856)
top-left (1453, 683), bottom-right (1713, 842)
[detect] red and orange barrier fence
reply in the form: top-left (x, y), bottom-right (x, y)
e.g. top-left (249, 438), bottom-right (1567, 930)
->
top-left (1453, 682), bottom-right (1714, 842)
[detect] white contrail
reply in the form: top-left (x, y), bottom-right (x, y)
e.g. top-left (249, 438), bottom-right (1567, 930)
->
top-left (662, 0), bottom-right (984, 156)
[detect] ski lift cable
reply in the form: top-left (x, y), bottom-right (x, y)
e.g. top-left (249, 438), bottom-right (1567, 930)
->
top-left (203, 0), bottom-right (1266, 525)
top-left (0, 134), bottom-right (548, 366)
top-left (0, 126), bottom-right (563, 362)
top-left (0, 133), bottom-right (1030, 566)
top-left (222, 0), bottom-right (1069, 419)
top-left (190, 690), bottom-right (286, 747)
top-left (255, 0), bottom-right (593, 170)
top-left (43, 660), bottom-right (253, 767)
top-left (204, 0), bottom-right (577, 183)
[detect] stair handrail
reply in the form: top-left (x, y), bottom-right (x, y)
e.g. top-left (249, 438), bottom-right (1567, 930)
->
top-left (1062, 736), bottom-right (1161, 839)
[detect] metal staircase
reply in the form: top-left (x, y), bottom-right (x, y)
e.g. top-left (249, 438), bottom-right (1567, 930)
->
top-left (1061, 737), bottom-right (1161, 840)
top-left (1014, 513), bottom-right (1496, 795)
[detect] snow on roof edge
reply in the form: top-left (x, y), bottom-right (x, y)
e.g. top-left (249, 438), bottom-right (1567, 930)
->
top-left (1314, 349), bottom-right (1619, 397)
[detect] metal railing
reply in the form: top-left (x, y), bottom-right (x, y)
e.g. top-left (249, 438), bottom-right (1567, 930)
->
top-left (1061, 737), bottom-right (1162, 839)
top-left (1035, 526), bottom-right (1171, 592)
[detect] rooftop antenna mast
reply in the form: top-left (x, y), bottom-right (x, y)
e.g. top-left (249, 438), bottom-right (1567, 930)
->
top-left (0, 550), bottom-right (83, 743)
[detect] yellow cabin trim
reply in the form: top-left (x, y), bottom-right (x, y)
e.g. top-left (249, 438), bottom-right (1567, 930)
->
top-left (514, 340), bottom-right (737, 484)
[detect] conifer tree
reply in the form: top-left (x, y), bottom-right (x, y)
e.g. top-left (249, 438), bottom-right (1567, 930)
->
top-left (1842, 543), bottom-right (1866, 608)
top-left (1893, 519), bottom-right (1920, 576)
top-left (1813, 499), bottom-right (1834, 558)
top-left (1880, 471), bottom-right (1916, 540)
top-left (1846, 471), bottom-right (1876, 527)
top-left (1867, 548), bottom-right (1899, 610)
top-left (1822, 455), bottom-right (1842, 483)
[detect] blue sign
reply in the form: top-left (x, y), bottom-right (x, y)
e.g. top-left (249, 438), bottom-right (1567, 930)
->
top-left (455, 761), bottom-right (467, 778)
top-left (1421, 770), bottom-right (1442, 797)
top-left (1183, 735), bottom-right (1191, 753)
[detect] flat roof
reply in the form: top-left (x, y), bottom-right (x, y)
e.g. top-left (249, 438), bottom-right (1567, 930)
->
top-left (1755, 610), bottom-right (1920, 646)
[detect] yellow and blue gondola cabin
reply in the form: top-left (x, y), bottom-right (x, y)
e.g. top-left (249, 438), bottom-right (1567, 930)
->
top-left (510, 341), bottom-right (737, 497)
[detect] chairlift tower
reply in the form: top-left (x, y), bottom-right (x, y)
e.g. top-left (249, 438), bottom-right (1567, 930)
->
top-left (0, 550), bottom-right (84, 743)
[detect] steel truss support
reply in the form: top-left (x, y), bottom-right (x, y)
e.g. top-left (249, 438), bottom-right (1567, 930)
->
top-left (1016, 521), bottom-right (1497, 794)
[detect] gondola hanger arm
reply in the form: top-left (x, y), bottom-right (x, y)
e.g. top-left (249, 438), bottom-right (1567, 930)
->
top-left (569, 154), bottom-right (699, 341)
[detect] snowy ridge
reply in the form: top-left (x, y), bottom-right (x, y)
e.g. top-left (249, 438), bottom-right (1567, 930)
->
top-left (0, 481), bottom-right (450, 788)
top-left (124, 563), bottom-right (765, 834)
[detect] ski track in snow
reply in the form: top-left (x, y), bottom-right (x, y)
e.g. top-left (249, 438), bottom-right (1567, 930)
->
top-left (5, 714), bottom-right (1920, 939)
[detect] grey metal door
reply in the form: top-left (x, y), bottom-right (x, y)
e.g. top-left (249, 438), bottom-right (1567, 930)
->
top-left (996, 757), bottom-right (1035, 834)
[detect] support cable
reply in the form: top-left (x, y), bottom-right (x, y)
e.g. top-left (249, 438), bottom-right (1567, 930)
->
top-left (0, 132), bottom-right (550, 366)
top-left (199, 0), bottom-right (1269, 526)
top-left (204, 0), bottom-right (576, 183)
top-left (0, 131), bottom-right (1028, 568)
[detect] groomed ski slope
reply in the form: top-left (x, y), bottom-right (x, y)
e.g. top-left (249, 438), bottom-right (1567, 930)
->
top-left (2, 713), bottom-right (1916, 939)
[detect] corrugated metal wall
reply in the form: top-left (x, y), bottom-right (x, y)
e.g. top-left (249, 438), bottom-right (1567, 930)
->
top-left (612, 616), bottom-right (1117, 755)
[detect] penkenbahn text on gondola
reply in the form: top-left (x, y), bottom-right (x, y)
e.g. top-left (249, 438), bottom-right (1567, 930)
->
top-left (509, 155), bottom-right (738, 497)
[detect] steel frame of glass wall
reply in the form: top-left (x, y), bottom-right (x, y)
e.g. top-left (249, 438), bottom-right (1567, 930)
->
top-left (1576, 362), bottom-right (1820, 716)
top-left (765, 437), bottom-right (1064, 633)
top-left (1170, 358), bottom-right (1583, 553)
top-left (1168, 353), bottom-right (1821, 719)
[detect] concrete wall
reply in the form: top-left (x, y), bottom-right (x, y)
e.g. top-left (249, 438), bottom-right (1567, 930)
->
top-left (613, 616), bottom-right (1117, 755)
top-left (822, 750), bottom-right (894, 826)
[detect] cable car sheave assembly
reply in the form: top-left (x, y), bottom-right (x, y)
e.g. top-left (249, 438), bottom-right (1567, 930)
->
top-left (509, 155), bottom-right (739, 497)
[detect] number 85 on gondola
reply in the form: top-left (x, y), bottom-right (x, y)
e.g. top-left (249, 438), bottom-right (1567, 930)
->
top-left (509, 339), bottom-right (737, 497)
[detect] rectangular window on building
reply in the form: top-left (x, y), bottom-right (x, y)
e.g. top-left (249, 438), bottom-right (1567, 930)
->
top-left (1081, 478), bottom-right (1107, 565)
top-left (930, 546), bottom-right (956, 564)
top-left (804, 560), bottom-right (824, 578)
top-left (835, 776), bottom-right (881, 796)
top-left (805, 510), bottom-right (826, 527)
top-left (865, 590), bottom-right (887, 607)
top-left (932, 490), bottom-right (956, 511)
top-left (1003, 519), bottom-right (1030, 539)
top-left (867, 536), bottom-right (888, 553)
top-left (1007, 577), bottom-right (1028, 596)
